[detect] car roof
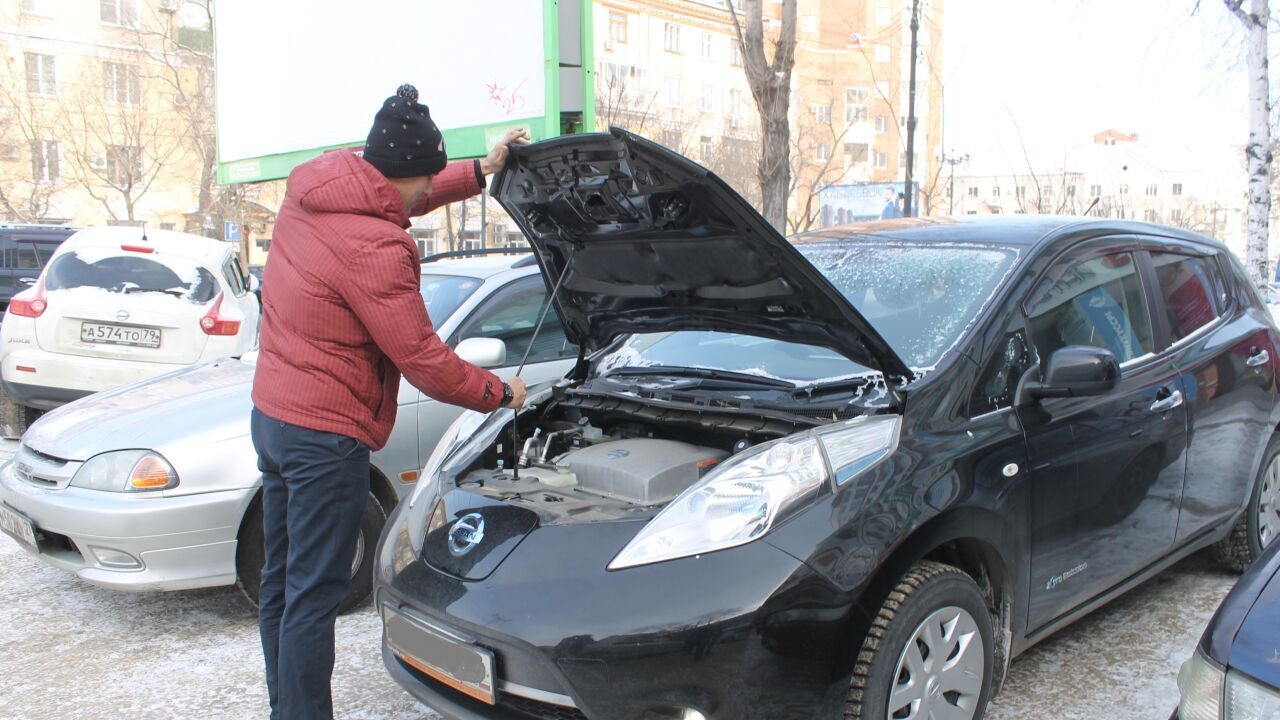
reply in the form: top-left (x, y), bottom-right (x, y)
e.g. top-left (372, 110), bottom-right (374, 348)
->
top-left (62, 226), bottom-right (230, 263)
top-left (420, 252), bottom-right (536, 279)
top-left (795, 215), bottom-right (1226, 252)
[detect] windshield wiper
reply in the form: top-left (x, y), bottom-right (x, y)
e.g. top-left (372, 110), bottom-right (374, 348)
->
top-left (600, 365), bottom-right (798, 389)
top-left (123, 287), bottom-right (185, 297)
top-left (791, 373), bottom-right (882, 398)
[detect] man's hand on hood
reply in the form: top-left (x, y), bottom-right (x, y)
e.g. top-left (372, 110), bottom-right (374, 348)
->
top-left (479, 128), bottom-right (531, 175)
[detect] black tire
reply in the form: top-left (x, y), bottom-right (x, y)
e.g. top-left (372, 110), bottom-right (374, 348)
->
top-left (1212, 433), bottom-right (1280, 572)
top-left (235, 489), bottom-right (388, 615)
top-left (846, 560), bottom-right (994, 720)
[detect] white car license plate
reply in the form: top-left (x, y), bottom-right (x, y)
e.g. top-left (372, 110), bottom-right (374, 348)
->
top-left (0, 503), bottom-right (37, 550)
top-left (80, 322), bottom-right (161, 348)
top-left (383, 606), bottom-right (496, 705)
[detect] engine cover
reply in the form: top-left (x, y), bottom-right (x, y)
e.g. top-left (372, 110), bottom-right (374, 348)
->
top-left (565, 439), bottom-right (727, 505)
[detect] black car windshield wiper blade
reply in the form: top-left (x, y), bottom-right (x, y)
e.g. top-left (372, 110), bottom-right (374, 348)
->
top-left (791, 373), bottom-right (881, 397)
top-left (601, 365), bottom-right (798, 389)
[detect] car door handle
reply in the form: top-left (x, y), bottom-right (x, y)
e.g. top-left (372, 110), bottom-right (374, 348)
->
top-left (1247, 349), bottom-right (1270, 368)
top-left (1150, 389), bottom-right (1184, 413)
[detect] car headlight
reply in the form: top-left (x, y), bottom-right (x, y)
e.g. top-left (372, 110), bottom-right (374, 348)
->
top-left (1178, 649), bottom-right (1225, 720)
top-left (70, 450), bottom-right (179, 492)
top-left (609, 415), bottom-right (901, 570)
top-left (1227, 668), bottom-right (1280, 718)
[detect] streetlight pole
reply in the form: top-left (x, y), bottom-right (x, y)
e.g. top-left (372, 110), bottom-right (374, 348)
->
top-left (903, 0), bottom-right (921, 216)
top-left (942, 151), bottom-right (966, 215)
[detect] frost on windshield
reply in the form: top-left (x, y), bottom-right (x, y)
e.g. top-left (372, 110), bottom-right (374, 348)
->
top-left (798, 241), bottom-right (1017, 368)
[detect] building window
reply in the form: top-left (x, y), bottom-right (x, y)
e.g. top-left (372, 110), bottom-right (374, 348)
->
top-left (700, 31), bottom-right (713, 59)
top-left (106, 145), bottom-right (142, 185)
top-left (664, 23), bottom-right (681, 53)
top-left (1144, 184), bottom-right (1158, 196)
top-left (844, 142), bottom-right (868, 166)
top-left (700, 135), bottom-right (713, 161)
top-left (1170, 209), bottom-right (1183, 224)
top-left (816, 143), bottom-right (832, 161)
top-left (103, 62), bottom-right (141, 105)
top-left (1144, 209), bottom-right (1158, 222)
top-left (967, 187), bottom-right (980, 197)
top-left (728, 88), bottom-right (742, 119)
top-left (664, 77), bottom-right (681, 107)
top-left (845, 87), bottom-right (868, 123)
top-left (874, 115), bottom-right (888, 134)
top-left (1016, 185), bottom-right (1026, 198)
top-left (874, 44), bottom-right (890, 63)
top-left (1172, 183), bottom-right (1183, 196)
top-left (812, 104), bottom-right (831, 123)
top-left (1067, 185), bottom-right (1077, 196)
top-left (660, 129), bottom-right (681, 149)
top-left (25, 53), bottom-right (56, 96)
top-left (1118, 184), bottom-right (1129, 195)
top-left (21, 0), bottom-right (51, 15)
top-left (876, 7), bottom-right (892, 26)
top-left (699, 83), bottom-right (714, 112)
top-left (1041, 185), bottom-right (1052, 196)
top-left (100, 0), bottom-right (137, 25)
top-left (608, 11), bottom-right (627, 44)
top-left (874, 150), bottom-right (888, 169)
top-left (30, 139), bottom-right (59, 182)
top-left (802, 15), bottom-right (818, 33)
top-left (731, 42), bottom-right (743, 66)
top-left (1090, 184), bottom-right (1102, 197)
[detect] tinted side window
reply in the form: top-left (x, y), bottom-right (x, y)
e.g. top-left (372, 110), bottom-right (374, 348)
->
top-left (454, 279), bottom-right (577, 366)
top-left (1027, 252), bottom-right (1154, 365)
top-left (221, 258), bottom-right (246, 296)
top-left (1150, 252), bottom-right (1219, 343)
top-left (970, 329), bottom-right (1031, 416)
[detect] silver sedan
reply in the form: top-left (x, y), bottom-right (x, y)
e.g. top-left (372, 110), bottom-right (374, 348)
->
top-left (0, 252), bottom-right (577, 612)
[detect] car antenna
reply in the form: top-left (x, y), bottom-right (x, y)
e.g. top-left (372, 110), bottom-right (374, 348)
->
top-left (507, 248), bottom-right (572, 482)
top-left (1083, 196), bottom-right (1100, 216)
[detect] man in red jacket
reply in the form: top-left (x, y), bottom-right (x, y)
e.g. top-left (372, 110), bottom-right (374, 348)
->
top-left (250, 84), bottom-right (527, 720)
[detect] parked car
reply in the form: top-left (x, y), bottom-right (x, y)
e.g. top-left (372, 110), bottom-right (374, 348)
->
top-left (375, 129), bottom-right (1280, 720)
top-left (0, 226), bottom-right (260, 431)
top-left (0, 222), bottom-right (76, 311)
top-left (1176, 539), bottom-right (1280, 720)
top-left (0, 252), bottom-right (576, 613)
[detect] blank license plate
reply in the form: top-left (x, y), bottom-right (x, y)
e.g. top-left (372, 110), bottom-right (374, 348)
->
top-left (0, 503), bottom-right (37, 550)
top-left (383, 606), bottom-right (496, 705)
top-left (81, 322), bottom-right (161, 348)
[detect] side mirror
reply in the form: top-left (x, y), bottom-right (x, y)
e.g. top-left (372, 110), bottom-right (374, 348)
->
top-left (456, 337), bottom-right (507, 369)
top-left (1017, 345), bottom-right (1120, 404)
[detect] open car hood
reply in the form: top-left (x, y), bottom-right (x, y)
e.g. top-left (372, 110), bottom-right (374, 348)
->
top-left (489, 128), bottom-right (911, 380)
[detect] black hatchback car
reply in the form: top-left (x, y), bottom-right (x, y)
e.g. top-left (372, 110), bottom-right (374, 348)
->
top-left (375, 129), bottom-right (1280, 720)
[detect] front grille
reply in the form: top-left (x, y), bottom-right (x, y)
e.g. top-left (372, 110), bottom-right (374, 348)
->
top-left (498, 692), bottom-right (588, 720)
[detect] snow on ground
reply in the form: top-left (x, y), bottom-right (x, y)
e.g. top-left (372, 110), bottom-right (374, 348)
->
top-left (0, 435), bottom-right (1239, 719)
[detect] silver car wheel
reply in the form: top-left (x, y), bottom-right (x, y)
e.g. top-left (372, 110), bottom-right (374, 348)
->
top-left (351, 532), bottom-right (365, 578)
top-left (886, 605), bottom-right (985, 720)
top-left (1259, 455), bottom-right (1280, 548)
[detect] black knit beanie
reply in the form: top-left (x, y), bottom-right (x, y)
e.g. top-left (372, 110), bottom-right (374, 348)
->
top-left (363, 84), bottom-right (447, 178)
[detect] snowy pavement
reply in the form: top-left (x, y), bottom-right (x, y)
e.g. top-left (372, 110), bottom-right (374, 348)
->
top-left (0, 435), bottom-right (1238, 719)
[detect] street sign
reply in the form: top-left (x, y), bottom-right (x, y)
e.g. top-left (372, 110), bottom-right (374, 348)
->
top-left (224, 221), bottom-right (240, 242)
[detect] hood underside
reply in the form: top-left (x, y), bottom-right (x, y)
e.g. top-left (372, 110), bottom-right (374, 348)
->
top-left (489, 127), bottom-right (911, 380)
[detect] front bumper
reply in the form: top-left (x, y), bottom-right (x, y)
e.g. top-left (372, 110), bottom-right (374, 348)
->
top-left (0, 460), bottom-right (255, 591)
top-left (376, 511), bottom-right (856, 720)
top-left (1, 349), bottom-right (192, 409)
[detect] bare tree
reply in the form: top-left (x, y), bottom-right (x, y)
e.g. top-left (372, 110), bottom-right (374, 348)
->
top-left (1224, 0), bottom-right (1271, 284)
top-left (727, 0), bottom-right (797, 232)
top-left (787, 89), bottom-right (862, 234)
top-left (0, 59), bottom-right (63, 222)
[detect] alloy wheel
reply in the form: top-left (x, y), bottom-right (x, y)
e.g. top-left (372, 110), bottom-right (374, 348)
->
top-left (886, 605), bottom-right (985, 720)
top-left (1260, 456), bottom-right (1280, 548)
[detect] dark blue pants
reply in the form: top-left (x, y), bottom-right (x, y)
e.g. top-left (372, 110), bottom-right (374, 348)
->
top-left (250, 407), bottom-right (370, 720)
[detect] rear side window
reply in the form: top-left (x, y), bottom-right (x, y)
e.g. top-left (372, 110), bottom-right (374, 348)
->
top-left (45, 251), bottom-right (219, 303)
top-left (1027, 252), bottom-right (1154, 365)
top-left (1150, 252), bottom-right (1220, 343)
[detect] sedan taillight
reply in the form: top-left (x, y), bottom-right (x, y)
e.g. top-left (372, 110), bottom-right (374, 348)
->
top-left (9, 279), bottom-right (47, 318)
top-left (200, 292), bottom-right (241, 336)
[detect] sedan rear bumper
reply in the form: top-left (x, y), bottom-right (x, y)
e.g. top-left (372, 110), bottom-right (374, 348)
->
top-left (0, 461), bottom-right (256, 591)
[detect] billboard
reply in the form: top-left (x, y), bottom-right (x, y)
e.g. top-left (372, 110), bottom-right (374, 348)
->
top-left (818, 182), bottom-right (920, 227)
top-left (213, 0), bottom-right (593, 184)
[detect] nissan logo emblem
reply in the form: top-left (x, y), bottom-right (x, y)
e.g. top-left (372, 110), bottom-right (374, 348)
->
top-left (447, 512), bottom-right (485, 557)
top-left (116, 310), bottom-right (130, 321)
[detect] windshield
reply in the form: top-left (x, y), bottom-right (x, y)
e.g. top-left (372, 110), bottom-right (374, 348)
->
top-left (420, 273), bottom-right (483, 327)
top-left (44, 250), bottom-right (219, 302)
top-left (596, 241), bottom-right (1017, 382)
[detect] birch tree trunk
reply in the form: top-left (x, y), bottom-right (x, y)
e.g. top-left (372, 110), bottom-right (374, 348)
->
top-left (728, 0), bottom-right (798, 233)
top-left (1227, 0), bottom-right (1271, 285)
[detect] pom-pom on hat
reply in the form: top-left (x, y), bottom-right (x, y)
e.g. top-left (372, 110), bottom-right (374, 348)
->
top-left (363, 84), bottom-right (447, 178)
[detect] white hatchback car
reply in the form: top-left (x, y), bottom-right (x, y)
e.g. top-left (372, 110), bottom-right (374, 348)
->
top-left (0, 227), bottom-right (259, 420)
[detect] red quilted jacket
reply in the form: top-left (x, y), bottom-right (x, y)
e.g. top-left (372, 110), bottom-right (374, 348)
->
top-left (252, 151), bottom-right (503, 450)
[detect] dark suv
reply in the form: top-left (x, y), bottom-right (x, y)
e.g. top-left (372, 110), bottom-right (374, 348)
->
top-left (0, 223), bottom-right (75, 311)
top-left (375, 130), bottom-right (1280, 720)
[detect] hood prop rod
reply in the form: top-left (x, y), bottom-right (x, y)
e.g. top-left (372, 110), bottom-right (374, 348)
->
top-left (507, 251), bottom-right (572, 481)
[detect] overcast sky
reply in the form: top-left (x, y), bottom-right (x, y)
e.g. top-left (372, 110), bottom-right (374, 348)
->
top-left (943, 0), bottom-right (1248, 174)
